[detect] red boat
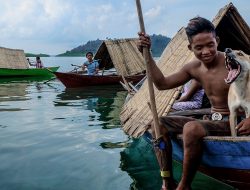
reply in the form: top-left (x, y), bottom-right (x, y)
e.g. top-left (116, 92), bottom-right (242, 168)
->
top-left (53, 71), bottom-right (146, 88)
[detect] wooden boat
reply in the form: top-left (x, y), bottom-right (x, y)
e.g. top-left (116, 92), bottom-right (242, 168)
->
top-left (154, 109), bottom-right (250, 189)
top-left (170, 135), bottom-right (250, 189)
top-left (121, 135), bottom-right (235, 189)
top-left (140, 130), bottom-right (250, 189)
top-left (0, 67), bottom-right (59, 77)
top-left (53, 71), bottom-right (146, 88)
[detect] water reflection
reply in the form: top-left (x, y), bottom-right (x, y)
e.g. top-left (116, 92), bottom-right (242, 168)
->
top-left (0, 77), bottom-right (58, 112)
top-left (0, 81), bottom-right (30, 112)
top-left (55, 85), bottom-right (127, 129)
top-left (120, 137), bottom-right (162, 190)
top-left (100, 140), bottom-right (130, 149)
top-left (0, 82), bottom-right (27, 98)
top-left (0, 76), bottom-right (54, 84)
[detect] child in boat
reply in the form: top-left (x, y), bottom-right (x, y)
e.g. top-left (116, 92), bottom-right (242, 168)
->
top-left (35, 57), bottom-right (44, 68)
top-left (172, 79), bottom-right (204, 111)
top-left (27, 57), bottom-right (44, 68)
top-left (83, 52), bottom-right (99, 75)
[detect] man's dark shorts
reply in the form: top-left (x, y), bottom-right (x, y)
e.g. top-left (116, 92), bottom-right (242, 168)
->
top-left (160, 115), bottom-right (231, 136)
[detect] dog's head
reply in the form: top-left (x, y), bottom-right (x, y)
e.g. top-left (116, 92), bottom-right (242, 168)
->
top-left (224, 48), bottom-right (250, 84)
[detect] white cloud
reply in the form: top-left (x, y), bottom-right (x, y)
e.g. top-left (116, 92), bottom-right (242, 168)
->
top-left (0, 0), bottom-right (249, 54)
top-left (145, 6), bottom-right (161, 19)
top-left (43, 0), bottom-right (70, 20)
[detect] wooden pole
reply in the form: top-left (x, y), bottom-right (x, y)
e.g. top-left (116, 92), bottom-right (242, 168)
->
top-left (135, 0), bottom-right (161, 140)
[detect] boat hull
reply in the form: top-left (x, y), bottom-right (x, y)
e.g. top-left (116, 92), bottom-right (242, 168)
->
top-left (54, 71), bottom-right (146, 88)
top-left (172, 136), bottom-right (250, 189)
top-left (127, 136), bottom-right (235, 189)
top-left (0, 67), bottom-right (59, 77)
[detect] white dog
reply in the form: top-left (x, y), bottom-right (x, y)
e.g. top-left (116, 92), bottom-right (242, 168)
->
top-left (224, 48), bottom-right (250, 136)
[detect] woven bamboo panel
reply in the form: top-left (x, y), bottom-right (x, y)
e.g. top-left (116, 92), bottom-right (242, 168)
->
top-left (0, 47), bottom-right (28, 69)
top-left (104, 39), bottom-right (145, 76)
top-left (213, 3), bottom-right (250, 51)
top-left (120, 3), bottom-right (250, 138)
top-left (212, 3), bottom-right (230, 27)
top-left (120, 28), bottom-right (194, 137)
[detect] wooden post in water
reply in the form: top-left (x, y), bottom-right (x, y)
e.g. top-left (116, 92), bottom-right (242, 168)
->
top-left (135, 0), bottom-right (161, 140)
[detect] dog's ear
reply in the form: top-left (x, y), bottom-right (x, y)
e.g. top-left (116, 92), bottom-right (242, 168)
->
top-left (216, 36), bottom-right (220, 44)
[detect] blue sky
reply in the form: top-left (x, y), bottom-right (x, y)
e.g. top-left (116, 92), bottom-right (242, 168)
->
top-left (0, 0), bottom-right (249, 55)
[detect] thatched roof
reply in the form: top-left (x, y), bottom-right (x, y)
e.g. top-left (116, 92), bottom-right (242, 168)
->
top-left (0, 47), bottom-right (28, 69)
top-left (120, 3), bottom-right (250, 138)
top-left (94, 38), bottom-right (145, 76)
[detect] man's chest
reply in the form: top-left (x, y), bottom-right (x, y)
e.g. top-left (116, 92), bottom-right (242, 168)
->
top-left (86, 62), bottom-right (97, 69)
top-left (198, 68), bottom-right (229, 94)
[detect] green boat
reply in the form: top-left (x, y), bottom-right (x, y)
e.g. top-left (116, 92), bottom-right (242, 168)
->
top-left (0, 67), bottom-right (59, 78)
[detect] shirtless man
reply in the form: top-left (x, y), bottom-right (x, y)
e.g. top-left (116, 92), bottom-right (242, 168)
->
top-left (138, 16), bottom-right (250, 190)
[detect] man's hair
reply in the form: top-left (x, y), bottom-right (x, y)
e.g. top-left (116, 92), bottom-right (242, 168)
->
top-left (185, 16), bottom-right (216, 42)
top-left (86, 51), bottom-right (93, 57)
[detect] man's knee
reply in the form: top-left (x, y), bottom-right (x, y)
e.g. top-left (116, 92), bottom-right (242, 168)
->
top-left (183, 121), bottom-right (206, 140)
top-left (160, 116), bottom-right (185, 134)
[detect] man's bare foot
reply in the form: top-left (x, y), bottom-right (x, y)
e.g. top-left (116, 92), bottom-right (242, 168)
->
top-left (176, 183), bottom-right (191, 190)
top-left (161, 179), bottom-right (177, 190)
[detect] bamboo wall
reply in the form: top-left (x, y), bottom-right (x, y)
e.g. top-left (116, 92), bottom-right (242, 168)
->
top-left (95, 39), bottom-right (146, 76)
top-left (120, 28), bottom-right (194, 137)
top-left (0, 47), bottom-right (28, 69)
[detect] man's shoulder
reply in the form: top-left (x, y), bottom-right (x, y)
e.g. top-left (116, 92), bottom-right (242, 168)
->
top-left (218, 51), bottom-right (226, 61)
top-left (179, 59), bottom-right (203, 78)
top-left (183, 59), bottom-right (201, 70)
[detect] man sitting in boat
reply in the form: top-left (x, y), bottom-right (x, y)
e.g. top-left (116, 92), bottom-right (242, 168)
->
top-left (83, 52), bottom-right (99, 75)
top-left (138, 16), bottom-right (250, 190)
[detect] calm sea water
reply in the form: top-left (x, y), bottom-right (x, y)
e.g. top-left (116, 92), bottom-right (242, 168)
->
top-left (0, 57), bottom-right (234, 190)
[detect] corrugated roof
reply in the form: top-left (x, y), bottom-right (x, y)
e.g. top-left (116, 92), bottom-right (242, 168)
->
top-left (0, 47), bottom-right (28, 69)
top-left (120, 3), bottom-right (250, 138)
top-left (94, 38), bottom-right (145, 76)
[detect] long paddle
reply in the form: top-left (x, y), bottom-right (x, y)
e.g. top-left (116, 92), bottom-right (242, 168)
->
top-left (135, 0), bottom-right (161, 140)
top-left (135, 1), bottom-right (173, 186)
top-left (43, 77), bottom-right (56, 84)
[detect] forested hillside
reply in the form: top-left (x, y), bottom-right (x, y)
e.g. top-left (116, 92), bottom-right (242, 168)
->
top-left (57, 34), bottom-right (170, 57)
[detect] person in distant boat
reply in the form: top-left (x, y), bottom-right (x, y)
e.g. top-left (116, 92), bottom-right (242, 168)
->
top-left (138, 16), bottom-right (250, 190)
top-left (171, 79), bottom-right (205, 111)
top-left (27, 57), bottom-right (44, 68)
top-left (35, 57), bottom-right (44, 68)
top-left (27, 58), bottom-right (33, 66)
top-left (83, 52), bottom-right (99, 75)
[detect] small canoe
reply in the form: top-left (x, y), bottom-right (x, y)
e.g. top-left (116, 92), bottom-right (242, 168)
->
top-left (53, 71), bottom-right (146, 88)
top-left (0, 67), bottom-right (59, 77)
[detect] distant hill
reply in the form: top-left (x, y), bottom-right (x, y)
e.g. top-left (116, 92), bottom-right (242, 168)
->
top-left (56, 39), bottom-right (103, 57)
top-left (25, 53), bottom-right (50, 57)
top-left (150, 34), bottom-right (171, 57)
top-left (56, 34), bottom-right (171, 57)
